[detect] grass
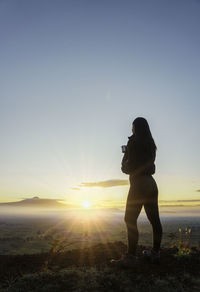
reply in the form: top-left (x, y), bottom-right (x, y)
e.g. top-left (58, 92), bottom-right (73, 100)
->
top-left (0, 241), bottom-right (199, 292)
top-left (1, 266), bottom-right (200, 292)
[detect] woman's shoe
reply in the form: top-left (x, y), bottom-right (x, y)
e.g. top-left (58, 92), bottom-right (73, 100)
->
top-left (142, 249), bottom-right (160, 263)
top-left (110, 253), bottom-right (137, 269)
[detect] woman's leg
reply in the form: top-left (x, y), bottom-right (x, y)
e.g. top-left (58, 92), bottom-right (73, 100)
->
top-left (144, 202), bottom-right (162, 251)
top-left (143, 178), bottom-right (162, 252)
top-left (124, 186), bottom-right (143, 255)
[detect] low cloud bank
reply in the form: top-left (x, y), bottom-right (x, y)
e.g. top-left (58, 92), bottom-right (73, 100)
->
top-left (78, 179), bottom-right (129, 188)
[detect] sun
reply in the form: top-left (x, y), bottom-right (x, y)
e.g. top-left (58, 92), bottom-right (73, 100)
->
top-left (82, 200), bottom-right (92, 209)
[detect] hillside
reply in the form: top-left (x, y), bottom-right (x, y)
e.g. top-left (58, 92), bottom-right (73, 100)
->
top-left (0, 241), bottom-right (199, 292)
top-left (0, 197), bottom-right (70, 208)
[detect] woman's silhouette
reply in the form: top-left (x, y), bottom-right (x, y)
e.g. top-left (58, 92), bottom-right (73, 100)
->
top-left (111, 117), bottom-right (162, 268)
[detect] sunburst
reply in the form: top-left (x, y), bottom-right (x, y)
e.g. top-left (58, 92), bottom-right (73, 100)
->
top-left (82, 200), bottom-right (92, 209)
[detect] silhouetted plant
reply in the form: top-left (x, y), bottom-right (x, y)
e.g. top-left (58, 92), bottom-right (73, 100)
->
top-left (174, 227), bottom-right (192, 259)
top-left (167, 227), bottom-right (193, 259)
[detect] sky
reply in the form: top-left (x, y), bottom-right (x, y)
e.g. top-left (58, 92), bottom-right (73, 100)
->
top-left (0, 0), bottom-right (200, 207)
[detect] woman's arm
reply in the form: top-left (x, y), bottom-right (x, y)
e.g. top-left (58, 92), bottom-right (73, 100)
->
top-left (121, 150), bottom-right (129, 174)
top-left (121, 140), bottom-right (137, 174)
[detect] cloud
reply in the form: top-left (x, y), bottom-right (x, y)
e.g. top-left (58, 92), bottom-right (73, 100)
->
top-left (176, 199), bottom-right (200, 202)
top-left (78, 179), bottom-right (129, 188)
top-left (160, 199), bottom-right (200, 203)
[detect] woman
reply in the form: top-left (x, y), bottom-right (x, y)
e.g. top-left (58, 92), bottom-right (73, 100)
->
top-left (110, 117), bottom-right (163, 268)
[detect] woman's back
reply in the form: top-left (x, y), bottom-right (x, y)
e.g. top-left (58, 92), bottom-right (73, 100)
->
top-left (125, 135), bottom-right (156, 177)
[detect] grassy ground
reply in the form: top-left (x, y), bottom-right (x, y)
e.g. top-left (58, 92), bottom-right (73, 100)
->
top-left (0, 241), bottom-right (199, 292)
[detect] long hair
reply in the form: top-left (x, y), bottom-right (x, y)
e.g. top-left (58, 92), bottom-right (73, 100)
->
top-left (132, 117), bottom-right (157, 151)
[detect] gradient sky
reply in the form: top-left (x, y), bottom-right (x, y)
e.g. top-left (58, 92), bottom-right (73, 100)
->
top-left (0, 0), bottom-right (200, 206)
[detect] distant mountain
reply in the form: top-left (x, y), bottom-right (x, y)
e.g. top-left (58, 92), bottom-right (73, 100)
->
top-left (0, 197), bottom-right (73, 208)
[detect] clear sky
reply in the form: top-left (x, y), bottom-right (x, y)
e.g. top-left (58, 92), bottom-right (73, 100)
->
top-left (0, 0), bottom-right (200, 206)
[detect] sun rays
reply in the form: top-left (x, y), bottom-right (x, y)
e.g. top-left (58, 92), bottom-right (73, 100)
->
top-left (41, 209), bottom-right (117, 264)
